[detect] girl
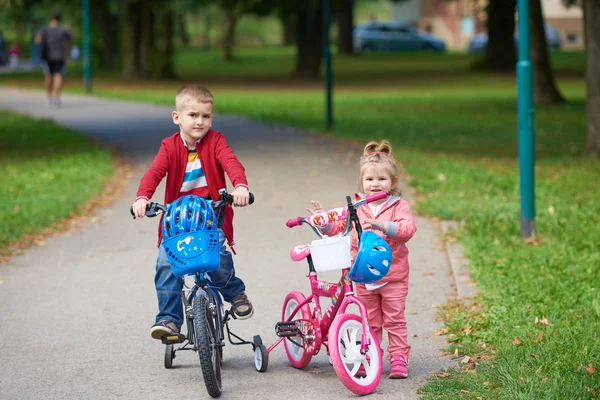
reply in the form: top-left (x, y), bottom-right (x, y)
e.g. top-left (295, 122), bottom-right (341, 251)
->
top-left (311, 140), bottom-right (417, 379)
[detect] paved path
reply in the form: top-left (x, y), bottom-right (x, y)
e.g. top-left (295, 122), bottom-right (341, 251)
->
top-left (0, 88), bottom-right (454, 399)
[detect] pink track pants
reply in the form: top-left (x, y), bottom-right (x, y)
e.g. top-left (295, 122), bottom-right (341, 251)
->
top-left (356, 280), bottom-right (410, 361)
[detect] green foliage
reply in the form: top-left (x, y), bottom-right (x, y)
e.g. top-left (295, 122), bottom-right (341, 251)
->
top-left (0, 111), bottom-right (114, 249)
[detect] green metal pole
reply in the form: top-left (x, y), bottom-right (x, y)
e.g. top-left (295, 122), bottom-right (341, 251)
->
top-left (517, 0), bottom-right (535, 238)
top-left (323, 0), bottom-right (333, 130)
top-left (82, 0), bottom-right (92, 93)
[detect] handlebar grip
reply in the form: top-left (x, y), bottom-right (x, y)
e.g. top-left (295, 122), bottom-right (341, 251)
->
top-left (286, 217), bottom-right (303, 228)
top-left (365, 191), bottom-right (388, 203)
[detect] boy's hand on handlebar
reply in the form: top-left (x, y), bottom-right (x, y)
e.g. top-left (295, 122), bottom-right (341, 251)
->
top-left (363, 219), bottom-right (388, 233)
top-left (132, 198), bottom-right (149, 219)
top-left (231, 186), bottom-right (250, 207)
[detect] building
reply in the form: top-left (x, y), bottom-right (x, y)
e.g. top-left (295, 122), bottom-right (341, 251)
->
top-left (391, 0), bottom-right (584, 50)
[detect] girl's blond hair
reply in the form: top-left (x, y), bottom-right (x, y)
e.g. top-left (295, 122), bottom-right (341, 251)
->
top-left (358, 140), bottom-right (402, 196)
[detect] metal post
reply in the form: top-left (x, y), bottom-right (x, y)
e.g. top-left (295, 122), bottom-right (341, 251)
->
top-left (82, 0), bottom-right (92, 93)
top-left (323, 0), bottom-right (333, 130)
top-left (517, 0), bottom-right (535, 238)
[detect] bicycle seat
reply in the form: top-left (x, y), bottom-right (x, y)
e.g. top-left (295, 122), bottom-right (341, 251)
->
top-left (290, 245), bottom-right (310, 262)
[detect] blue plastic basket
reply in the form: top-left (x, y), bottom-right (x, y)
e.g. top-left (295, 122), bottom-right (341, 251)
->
top-left (162, 230), bottom-right (220, 277)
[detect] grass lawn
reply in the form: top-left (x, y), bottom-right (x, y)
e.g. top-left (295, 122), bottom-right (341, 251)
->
top-left (0, 111), bottom-right (115, 258)
top-left (1, 48), bottom-right (598, 398)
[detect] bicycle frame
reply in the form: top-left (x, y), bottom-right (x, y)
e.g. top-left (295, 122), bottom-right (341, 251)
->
top-left (285, 268), bottom-right (373, 355)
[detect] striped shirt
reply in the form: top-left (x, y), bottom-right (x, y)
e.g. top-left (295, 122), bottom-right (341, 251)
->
top-left (180, 150), bottom-right (210, 198)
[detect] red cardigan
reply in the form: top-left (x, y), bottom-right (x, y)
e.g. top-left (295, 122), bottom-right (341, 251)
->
top-left (136, 130), bottom-right (248, 247)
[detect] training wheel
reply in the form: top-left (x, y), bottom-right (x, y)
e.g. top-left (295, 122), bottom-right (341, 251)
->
top-left (164, 343), bottom-right (175, 369)
top-left (253, 335), bottom-right (268, 372)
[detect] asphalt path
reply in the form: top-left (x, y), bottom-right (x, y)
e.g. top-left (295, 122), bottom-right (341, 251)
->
top-left (0, 88), bottom-right (455, 399)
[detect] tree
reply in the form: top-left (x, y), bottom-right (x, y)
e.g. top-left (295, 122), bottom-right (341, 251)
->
top-left (480, 0), bottom-right (517, 70)
top-left (120, 0), bottom-right (175, 80)
top-left (336, 0), bottom-right (354, 55)
top-left (90, 1), bottom-right (119, 70)
top-left (530, 0), bottom-right (565, 104)
top-left (583, 0), bottom-right (600, 156)
top-left (293, 0), bottom-right (324, 79)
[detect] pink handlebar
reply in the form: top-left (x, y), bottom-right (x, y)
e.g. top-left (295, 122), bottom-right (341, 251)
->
top-left (365, 191), bottom-right (388, 203)
top-left (286, 217), bottom-right (303, 228)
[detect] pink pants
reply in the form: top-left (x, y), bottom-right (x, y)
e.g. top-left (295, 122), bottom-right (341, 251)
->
top-left (356, 280), bottom-right (410, 361)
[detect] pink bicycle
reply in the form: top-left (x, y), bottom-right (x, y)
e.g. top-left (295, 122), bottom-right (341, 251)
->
top-left (266, 191), bottom-right (392, 395)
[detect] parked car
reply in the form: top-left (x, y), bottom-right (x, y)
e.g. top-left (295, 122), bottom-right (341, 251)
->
top-left (353, 21), bottom-right (446, 53)
top-left (468, 23), bottom-right (561, 52)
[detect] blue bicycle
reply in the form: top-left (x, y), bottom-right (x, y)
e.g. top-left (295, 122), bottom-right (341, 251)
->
top-left (132, 189), bottom-right (267, 398)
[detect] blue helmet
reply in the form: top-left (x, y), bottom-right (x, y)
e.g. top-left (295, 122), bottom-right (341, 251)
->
top-left (348, 232), bottom-right (392, 283)
top-left (162, 195), bottom-right (217, 240)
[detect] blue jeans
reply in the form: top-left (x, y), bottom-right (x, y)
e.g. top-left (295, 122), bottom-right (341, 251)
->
top-left (154, 229), bottom-right (246, 328)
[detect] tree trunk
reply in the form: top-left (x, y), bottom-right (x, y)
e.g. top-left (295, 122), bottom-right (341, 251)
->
top-left (480, 0), bottom-right (517, 70)
top-left (138, 4), bottom-right (154, 78)
top-left (222, 7), bottom-right (237, 62)
top-left (294, 2), bottom-right (324, 79)
top-left (530, 0), bottom-right (565, 104)
top-left (336, 0), bottom-right (354, 54)
top-left (120, 0), bottom-right (139, 80)
top-left (91, 1), bottom-right (119, 70)
top-left (178, 13), bottom-right (190, 47)
top-left (281, 13), bottom-right (296, 46)
top-left (154, 8), bottom-right (176, 79)
top-left (584, 0), bottom-right (600, 156)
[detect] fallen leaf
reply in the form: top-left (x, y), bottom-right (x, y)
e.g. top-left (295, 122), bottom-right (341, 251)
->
top-left (483, 382), bottom-right (490, 386)
top-left (454, 348), bottom-right (459, 357)
top-left (479, 342), bottom-right (487, 348)
top-left (434, 327), bottom-right (449, 336)
top-left (512, 337), bottom-right (522, 346)
top-left (408, 311), bottom-right (417, 315)
top-left (437, 173), bottom-right (446, 182)
top-left (586, 363), bottom-right (595, 375)
top-left (423, 271), bottom-right (434, 277)
top-left (547, 206), bottom-right (555, 216)
top-left (534, 317), bottom-right (553, 326)
top-left (461, 355), bottom-right (471, 364)
top-left (534, 332), bottom-right (545, 343)
top-left (460, 390), bottom-right (470, 394)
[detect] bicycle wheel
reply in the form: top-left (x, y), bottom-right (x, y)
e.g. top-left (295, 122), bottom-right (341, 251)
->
top-left (282, 291), bottom-right (314, 369)
top-left (328, 314), bottom-right (382, 395)
top-left (193, 295), bottom-right (222, 398)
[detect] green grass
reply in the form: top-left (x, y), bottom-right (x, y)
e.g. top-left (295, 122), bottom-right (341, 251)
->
top-left (1, 48), bottom-right (598, 398)
top-left (0, 111), bottom-right (115, 252)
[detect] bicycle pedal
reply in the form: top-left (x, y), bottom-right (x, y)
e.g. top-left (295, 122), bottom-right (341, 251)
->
top-left (275, 321), bottom-right (300, 338)
top-left (162, 333), bottom-right (186, 344)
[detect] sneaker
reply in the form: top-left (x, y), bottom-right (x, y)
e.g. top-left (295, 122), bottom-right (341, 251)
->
top-left (389, 354), bottom-right (409, 379)
top-left (150, 320), bottom-right (179, 339)
top-left (53, 98), bottom-right (61, 108)
top-left (231, 292), bottom-right (254, 320)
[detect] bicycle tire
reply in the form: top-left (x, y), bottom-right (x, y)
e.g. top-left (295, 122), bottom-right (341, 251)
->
top-left (282, 291), bottom-right (314, 369)
top-left (193, 295), bottom-right (222, 398)
top-left (329, 313), bottom-right (382, 395)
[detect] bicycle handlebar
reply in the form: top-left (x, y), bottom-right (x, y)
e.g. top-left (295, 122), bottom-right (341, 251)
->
top-left (130, 190), bottom-right (254, 219)
top-left (285, 191), bottom-right (388, 231)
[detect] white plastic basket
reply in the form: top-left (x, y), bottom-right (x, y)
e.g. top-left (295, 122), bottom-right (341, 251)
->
top-left (308, 236), bottom-right (352, 272)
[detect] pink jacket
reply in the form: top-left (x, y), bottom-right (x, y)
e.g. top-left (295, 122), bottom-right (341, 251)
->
top-left (327, 194), bottom-right (416, 283)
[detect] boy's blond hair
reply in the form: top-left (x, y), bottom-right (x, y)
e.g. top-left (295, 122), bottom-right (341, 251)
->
top-left (175, 85), bottom-right (214, 111)
top-left (358, 140), bottom-right (402, 196)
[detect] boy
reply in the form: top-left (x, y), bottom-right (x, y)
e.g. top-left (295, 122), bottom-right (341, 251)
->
top-left (132, 85), bottom-right (253, 340)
